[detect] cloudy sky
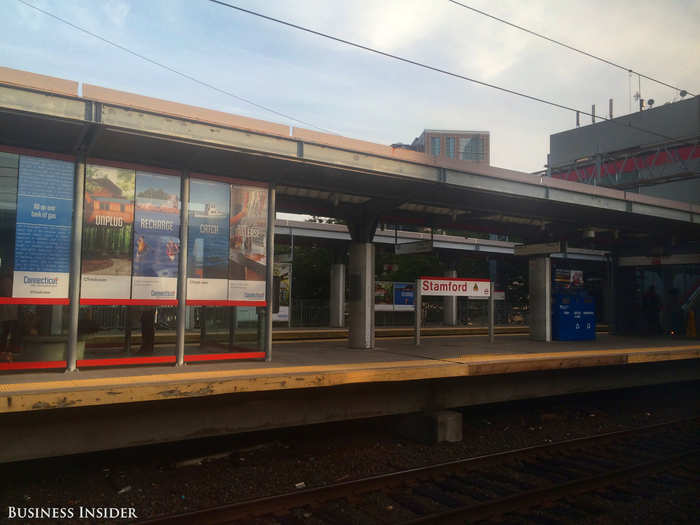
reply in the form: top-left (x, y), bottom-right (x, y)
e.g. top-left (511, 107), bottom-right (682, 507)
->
top-left (2, 0), bottom-right (699, 173)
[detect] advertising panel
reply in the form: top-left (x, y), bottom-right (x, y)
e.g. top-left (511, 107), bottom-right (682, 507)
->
top-left (228, 185), bottom-right (268, 304)
top-left (272, 262), bottom-right (291, 322)
top-left (374, 281), bottom-right (393, 311)
top-left (131, 171), bottom-right (180, 302)
top-left (419, 277), bottom-right (491, 297)
top-left (81, 164), bottom-right (135, 301)
top-left (12, 155), bottom-right (73, 300)
top-left (554, 269), bottom-right (584, 288)
top-left (393, 282), bottom-right (415, 311)
top-left (187, 178), bottom-right (230, 302)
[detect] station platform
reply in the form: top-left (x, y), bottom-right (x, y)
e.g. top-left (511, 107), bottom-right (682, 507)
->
top-left (2, 334), bottom-right (699, 462)
top-left (2, 334), bottom-right (697, 414)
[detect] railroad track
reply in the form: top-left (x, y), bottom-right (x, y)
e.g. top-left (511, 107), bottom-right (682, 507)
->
top-left (139, 417), bottom-right (699, 524)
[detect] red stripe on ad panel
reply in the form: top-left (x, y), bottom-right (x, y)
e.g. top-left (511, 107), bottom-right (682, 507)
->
top-left (0, 298), bottom-right (69, 305)
top-left (190, 173), bottom-right (269, 188)
top-left (184, 352), bottom-right (266, 362)
top-left (123, 299), bottom-right (178, 306)
top-left (0, 360), bottom-right (66, 371)
top-left (77, 356), bottom-right (177, 367)
top-left (185, 300), bottom-right (230, 307)
top-left (80, 299), bottom-right (178, 306)
top-left (228, 301), bottom-right (266, 307)
top-left (0, 145), bottom-right (75, 162)
top-left (86, 157), bottom-right (180, 176)
top-left (184, 300), bottom-right (266, 307)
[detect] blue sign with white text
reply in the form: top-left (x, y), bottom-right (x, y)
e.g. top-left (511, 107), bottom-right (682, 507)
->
top-left (394, 282), bottom-right (415, 306)
top-left (12, 155), bottom-right (73, 299)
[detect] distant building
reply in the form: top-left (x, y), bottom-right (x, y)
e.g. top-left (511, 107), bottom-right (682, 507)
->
top-left (406, 130), bottom-right (490, 165)
top-left (548, 96), bottom-right (700, 204)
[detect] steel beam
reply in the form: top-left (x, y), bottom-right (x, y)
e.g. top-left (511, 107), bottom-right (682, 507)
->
top-left (0, 85), bottom-right (85, 121)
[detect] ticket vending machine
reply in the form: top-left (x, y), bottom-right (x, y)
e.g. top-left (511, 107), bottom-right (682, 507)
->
top-left (552, 269), bottom-right (596, 341)
top-left (552, 292), bottom-right (596, 340)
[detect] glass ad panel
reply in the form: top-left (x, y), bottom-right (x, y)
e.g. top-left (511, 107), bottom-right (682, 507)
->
top-left (81, 164), bottom-right (135, 301)
top-left (12, 156), bottom-right (73, 302)
top-left (131, 171), bottom-right (180, 303)
top-left (0, 151), bottom-right (19, 301)
top-left (1, 151), bottom-right (74, 369)
top-left (272, 262), bottom-right (291, 322)
top-left (1, 151), bottom-right (19, 364)
top-left (77, 305), bottom-right (177, 365)
top-left (228, 185), bottom-right (267, 305)
top-left (184, 305), bottom-right (265, 360)
top-left (187, 178), bottom-right (230, 303)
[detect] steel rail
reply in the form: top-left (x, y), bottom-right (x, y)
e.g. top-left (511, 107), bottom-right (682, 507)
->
top-left (137, 416), bottom-right (699, 524)
top-left (404, 449), bottom-right (699, 523)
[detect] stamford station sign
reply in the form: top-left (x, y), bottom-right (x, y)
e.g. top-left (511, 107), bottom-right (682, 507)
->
top-left (419, 277), bottom-right (491, 297)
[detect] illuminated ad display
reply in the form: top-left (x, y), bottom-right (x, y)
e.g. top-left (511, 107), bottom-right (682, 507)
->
top-left (131, 172), bottom-right (181, 303)
top-left (186, 178), bottom-right (230, 302)
top-left (12, 155), bottom-right (74, 301)
top-left (80, 165), bottom-right (135, 301)
top-left (228, 185), bottom-right (268, 305)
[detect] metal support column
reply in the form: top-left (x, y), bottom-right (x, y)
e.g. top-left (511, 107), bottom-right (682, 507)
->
top-left (488, 281), bottom-right (495, 343)
top-left (265, 186), bottom-right (276, 361)
top-left (604, 255), bottom-right (616, 334)
top-left (443, 269), bottom-right (457, 326)
top-left (415, 279), bottom-right (422, 345)
top-left (66, 157), bottom-right (86, 372)
top-left (348, 242), bottom-right (375, 349)
top-left (175, 172), bottom-right (190, 366)
top-left (528, 255), bottom-right (551, 342)
top-left (329, 263), bottom-right (346, 328)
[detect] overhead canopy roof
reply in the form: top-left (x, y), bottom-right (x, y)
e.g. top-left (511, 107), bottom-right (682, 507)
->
top-left (0, 67), bottom-right (698, 252)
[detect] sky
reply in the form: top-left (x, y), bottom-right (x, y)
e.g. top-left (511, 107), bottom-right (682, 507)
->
top-left (2, 0), bottom-right (699, 174)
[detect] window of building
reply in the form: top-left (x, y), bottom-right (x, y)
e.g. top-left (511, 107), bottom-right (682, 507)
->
top-left (460, 136), bottom-right (485, 161)
top-left (446, 137), bottom-right (455, 159)
top-left (430, 136), bottom-right (441, 156)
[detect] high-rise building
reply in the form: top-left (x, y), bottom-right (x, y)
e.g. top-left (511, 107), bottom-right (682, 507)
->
top-left (408, 130), bottom-right (490, 165)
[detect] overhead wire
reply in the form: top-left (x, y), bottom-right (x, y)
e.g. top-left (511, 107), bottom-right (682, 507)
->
top-left (205, 0), bottom-right (676, 141)
top-left (15, 0), bottom-right (338, 134)
top-left (447, 0), bottom-right (694, 97)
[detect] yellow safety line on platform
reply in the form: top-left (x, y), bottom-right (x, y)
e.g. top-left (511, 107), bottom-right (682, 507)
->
top-left (0, 359), bottom-right (442, 394)
top-left (446, 345), bottom-right (700, 363)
